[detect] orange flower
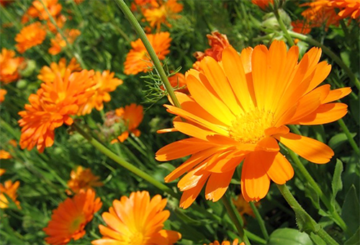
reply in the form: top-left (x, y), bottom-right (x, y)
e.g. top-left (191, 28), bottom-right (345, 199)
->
top-left (0, 89), bottom-right (7, 103)
top-left (38, 57), bottom-right (81, 83)
top-left (0, 48), bottom-right (25, 84)
top-left (207, 239), bottom-right (242, 245)
top-left (77, 70), bottom-right (123, 115)
top-left (291, 20), bottom-right (311, 35)
top-left (0, 0), bottom-right (14, 6)
top-left (131, 0), bottom-right (158, 12)
top-left (18, 70), bottom-right (95, 153)
top-left (193, 31), bottom-right (230, 70)
top-left (73, 0), bottom-right (84, 4)
top-left (329, 0), bottom-right (360, 20)
top-left (143, 0), bottom-right (183, 31)
top-left (0, 180), bottom-right (20, 209)
top-left (0, 169), bottom-right (5, 176)
top-left (92, 191), bottom-right (181, 245)
top-left (67, 166), bottom-right (103, 194)
top-left (47, 14), bottom-right (67, 33)
top-left (160, 72), bottom-right (187, 93)
top-left (23, 0), bottom-right (62, 22)
top-left (49, 29), bottom-right (81, 55)
top-left (156, 40), bottom-right (351, 207)
top-left (252, 0), bottom-right (274, 10)
top-left (0, 150), bottom-right (12, 159)
top-left (301, 0), bottom-right (340, 29)
top-left (15, 22), bottom-right (47, 53)
top-left (124, 32), bottom-right (171, 75)
top-left (233, 194), bottom-right (257, 218)
top-left (111, 103), bottom-right (144, 143)
top-left (43, 189), bottom-right (102, 245)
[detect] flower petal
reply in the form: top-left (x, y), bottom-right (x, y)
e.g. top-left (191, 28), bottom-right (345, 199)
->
top-left (267, 153), bottom-right (294, 184)
top-left (205, 169), bottom-right (235, 201)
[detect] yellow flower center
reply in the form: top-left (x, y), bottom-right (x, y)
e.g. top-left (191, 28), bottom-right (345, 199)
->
top-left (129, 231), bottom-right (144, 244)
top-left (69, 215), bottom-right (85, 233)
top-left (229, 108), bottom-right (275, 144)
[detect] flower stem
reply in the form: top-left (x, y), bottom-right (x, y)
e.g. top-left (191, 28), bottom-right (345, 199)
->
top-left (277, 184), bottom-right (339, 245)
top-left (273, 7), bottom-right (295, 46)
top-left (288, 30), bottom-right (360, 91)
top-left (72, 122), bottom-right (178, 198)
top-left (115, 0), bottom-right (181, 108)
top-left (221, 195), bottom-right (251, 245)
top-left (249, 201), bottom-right (269, 240)
top-left (337, 118), bottom-right (360, 156)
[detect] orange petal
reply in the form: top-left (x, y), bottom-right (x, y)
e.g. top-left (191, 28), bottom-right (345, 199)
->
top-left (205, 169), bottom-right (235, 201)
top-left (179, 175), bottom-right (208, 209)
top-left (297, 103), bottom-right (348, 125)
top-left (267, 153), bottom-right (294, 184)
top-left (256, 137), bottom-right (280, 152)
top-left (322, 87), bottom-right (351, 104)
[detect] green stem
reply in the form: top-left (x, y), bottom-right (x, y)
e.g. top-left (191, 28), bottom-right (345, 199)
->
top-left (72, 122), bottom-right (178, 197)
top-left (288, 31), bottom-right (360, 90)
top-left (273, 8), bottom-right (295, 46)
top-left (287, 125), bottom-right (347, 231)
top-left (337, 118), bottom-right (360, 156)
top-left (245, 231), bottom-right (266, 244)
top-left (221, 195), bottom-right (251, 245)
top-left (249, 202), bottom-right (269, 240)
top-left (277, 184), bottom-right (339, 245)
top-left (115, 0), bottom-right (181, 108)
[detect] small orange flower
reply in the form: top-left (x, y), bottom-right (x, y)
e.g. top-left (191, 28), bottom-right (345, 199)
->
top-left (207, 239), bottom-right (242, 245)
top-left (156, 40), bottom-right (351, 207)
top-left (23, 0), bottom-right (62, 22)
top-left (301, 0), bottom-right (340, 30)
top-left (329, 0), bottom-right (360, 20)
top-left (193, 31), bottom-right (230, 70)
top-left (0, 48), bottom-right (25, 84)
top-left (0, 169), bottom-right (5, 176)
top-left (291, 20), bottom-right (312, 35)
top-left (73, 0), bottom-right (85, 4)
top-left (0, 0), bottom-right (14, 6)
top-left (233, 194), bottom-right (258, 218)
top-left (38, 58), bottom-right (81, 83)
top-left (0, 89), bottom-right (7, 103)
top-left (18, 69), bottom-right (95, 153)
top-left (160, 72), bottom-right (188, 93)
top-left (49, 29), bottom-right (81, 55)
top-left (92, 191), bottom-right (181, 245)
top-left (124, 32), bottom-right (171, 75)
top-left (47, 14), bottom-right (67, 33)
top-left (252, 0), bottom-right (274, 10)
top-left (131, 0), bottom-right (158, 12)
top-left (43, 189), bottom-right (102, 245)
top-left (0, 150), bottom-right (12, 159)
top-left (111, 103), bottom-right (144, 143)
top-left (0, 180), bottom-right (20, 209)
top-left (77, 70), bottom-right (123, 115)
top-left (144, 0), bottom-right (183, 31)
top-left (67, 166), bottom-right (103, 194)
top-left (15, 22), bottom-right (47, 53)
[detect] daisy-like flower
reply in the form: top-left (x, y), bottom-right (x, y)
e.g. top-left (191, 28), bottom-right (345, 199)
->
top-left (23, 0), bottom-right (62, 22)
top-left (232, 194), bottom-right (258, 219)
top-left (111, 103), bottom-right (144, 143)
top-left (18, 69), bottom-right (95, 153)
top-left (207, 239), bottom-right (242, 245)
top-left (77, 70), bottom-right (123, 115)
top-left (67, 166), bottom-right (103, 194)
top-left (92, 191), bottom-right (181, 245)
top-left (193, 31), bottom-right (230, 70)
top-left (329, 0), bottom-right (360, 20)
top-left (38, 58), bottom-right (81, 83)
top-left (48, 29), bottom-right (81, 55)
top-left (156, 40), bottom-right (351, 207)
top-left (47, 14), bottom-right (67, 33)
top-left (124, 32), bottom-right (171, 75)
top-left (252, 0), bottom-right (274, 10)
top-left (0, 180), bottom-right (20, 209)
top-left (0, 48), bottom-right (25, 84)
top-left (301, 0), bottom-right (340, 30)
top-left (143, 0), bottom-right (183, 31)
top-left (291, 20), bottom-right (311, 35)
top-left (160, 72), bottom-right (188, 94)
top-left (0, 89), bottom-right (7, 103)
top-left (0, 169), bottom-right (5, 176)
top-left (131, 0), bottom-right (158, 12)
top-left (0, 150), bottom-right (12, 159)
top-left (43, 189), bottom-right (102, 245)
top-left (15, 22), bottom-right (47, 53)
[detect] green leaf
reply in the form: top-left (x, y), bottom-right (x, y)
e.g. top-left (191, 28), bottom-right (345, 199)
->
top-left (329, 132), bottom-right (357, 150)
top-left (341, 185), bottom-right (360, 237)
top-left (331, 159), bottom-right (343, 206)
top-left (294, 206), bottom-right (320, 233)
top-left (344, 227), bottom-right (360, 245)
top-left (304, 182), bottom-right (320, 210)
top-left (310, 233), bottom-right (326, 245)
top-left (267, 228), bottom-right (313, 245)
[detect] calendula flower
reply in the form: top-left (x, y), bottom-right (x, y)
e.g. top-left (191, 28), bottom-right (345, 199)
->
top-left (43, 189), bottom-right (102, 245)
top-left (92, 191), bottom-right (181, 245)
top-left (23, 0), bottom-right (62, 22)
top-left (329, 0), bottom-right (360, 20)
top-left (67, 166), bottom-right (103, 194)
top-left (131, 0), bottom-right (158, 12)
top-left (143, 0), bottom-right (183, 31)
top-left (77, 70), bottom-right (123, 115)
top-left (47, 14), bottom-right (67, 33)
top-left (252, 0), bottom-right (274, 10)
top-left (160, 72), bottom-right (188, 94)
top-left (49, 29), bottom-right (81, 55)
top-left (207, 239), bottom-right (242, 245)
top-left (38, 57), bottom-right (81, 83)
top-left (0, 48), bottom-right (25, 84)
top-left (111, 103), bottom-right (144, 143)
top-left (193, 31), bottom-right (230, 70)
top-left (18, 69), bottom-right (95, 153)
top-left (15, 22), bottom-right (47, 53)
top-left (301, 0), bottom-right (340, 30)
top-left (0, 150), bottom-right (12, 159)
top-left (0, 89), bottom-right (6, 103)
top-left (156, 40), bottom-right (351, 207)
top-left (233, 194), bottom-right (258, 218)
top-left (0, 169), bottom-right (5, 176)
top-left (0, 180), bottom-right (20, 209)
top-left (124, 32), bottom-right (171, 75)
top-left (291, 20), bottom-right (311, 35)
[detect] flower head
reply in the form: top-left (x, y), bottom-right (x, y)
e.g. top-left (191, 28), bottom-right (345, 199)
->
top-left (67, 166), bottom-right (103, 194)
top-left (291, 20), bottom-right (311, 35)
top-left (77, 70), bottom-right (123, 115)
top-left (0, 89), bottom-right (7, 103)
top-left (131, 0), bottom-right (158, 12)
top-left (49, 29), bottom-right (81, 55)
top-left (43, 189), bottom-right (102, 245)
top-left (15, 22), bottom-right (47, 53)
top-left (47, 14), bottom-right (67, 33)
top-left (23, 0), bottom-right (62, 22)
top-left (0, 48), bottom-right (25, 84)
top-left (18, 69), bottom-right (95, 153)
top-left (92, 191), bottom-right (181, 245)
top-left (156, 40), bottom-right (351, 207)
top-left (301, 0), bottom-right (340, 30)
top-left (329, 0), bottom-right (360, 20)
top-left (0, 150), bottom-right (12, 159)
top-left (143, 0), bottom-right (183, 31)
top-left (232, 194), bottom-right (258, 218)
top-left (124, 32), bottom-right (171, 75)
top-left (0, 180), bottom-right (20, 209)
top-left (207, 239), bottom-right (242, 245)
top-left (111, 103), bottom-right (144, 143)
top-left (252, 0), bottom-right (274, 10)
top-left (38, 58), bottom-right (81, 83)
top-left (160, 72), bottom-right (188, 94)
top-left (0, 169), bottom-right (5, 176)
